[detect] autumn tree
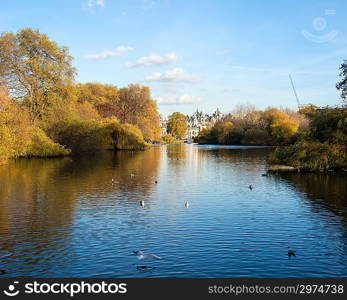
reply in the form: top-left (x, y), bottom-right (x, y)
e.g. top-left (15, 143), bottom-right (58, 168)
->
top-left (77, 83), bottom-right (119, 106)
top-left (74, 83), bottom-right (119, 119)
top-left (336, 60), bottom-right (347, 104)
top-left (117, 84), bottom-right (161, 140)
top-left (264, 108), bottom-right (299, 144)
top-left (0, 87), bottom-right (68, 158)
top-left (0, 88), bottom-right (32, 157)
top-left (167, 112), bottom-right (188, 139)
top-left (117, 84), bottom-right (147, 124)
top-left (0, 28), bottom-right (75, 122)
top-left (232, 103), bottom-right (257, 119)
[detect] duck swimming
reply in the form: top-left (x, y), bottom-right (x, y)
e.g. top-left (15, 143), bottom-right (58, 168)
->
top-left (288, 248), bottom-right (296, 257)
top-left (136, 265), bottom-right (154, 271)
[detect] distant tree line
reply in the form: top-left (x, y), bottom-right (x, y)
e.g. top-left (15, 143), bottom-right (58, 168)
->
top-left (194, 60), bottom-right (347, 171)
top-left (195, 104), bottom-right (307, 146)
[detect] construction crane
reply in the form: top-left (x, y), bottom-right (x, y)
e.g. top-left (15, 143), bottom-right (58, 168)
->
top-left (289, 74), bottom-right (301, 109)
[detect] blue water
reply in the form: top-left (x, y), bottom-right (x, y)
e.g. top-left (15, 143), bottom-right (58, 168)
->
top-left (0, 144), bottom-right (346, 277)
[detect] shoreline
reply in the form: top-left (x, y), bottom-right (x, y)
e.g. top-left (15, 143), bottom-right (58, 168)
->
top-left (267, 164), bottom-right (347, 175)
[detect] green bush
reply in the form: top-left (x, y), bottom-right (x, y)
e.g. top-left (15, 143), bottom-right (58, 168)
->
top-left (241, 128), bottom-right (270, 145)
top-left (229, 127), bottom-right (245, 144)
top-left (308, 107), bottom-right (347, 144)
top-left (269, 140), bottom-right (346, 171)
top-left (196, 128), bottom-right (216, 144)
top-left (270, 106), bottom-right (347, 171)
top-left (101, 119), bottom-right (148, 150)
top-left (26, 127), bottom-right (71, 157)
top-left (50, 119), bottom-right (103, 154)
top-left (48, 118), bottom-right (147, 154)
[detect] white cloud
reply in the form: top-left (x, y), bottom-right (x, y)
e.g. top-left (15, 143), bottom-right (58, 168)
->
top-left (157, 95), bottom-right (203, 105)
top-left (126, 52), bottom-right (178, 68)
top-left (144, 68), bottom-right (201, 83)
top-left (143, 0), bottom-right (155, 9)
top-left (96, 0), bottom-right (105, 7)
top-left (86, 0), bottom-right (105, 8)
top-left (85, 46), bottom-right (134, 60)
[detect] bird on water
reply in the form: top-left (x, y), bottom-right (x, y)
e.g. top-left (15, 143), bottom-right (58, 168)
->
top-left (140, 200), bottom-right (145, 207)
top-left (288, 248), bottom-right (296, 257)
top-left (249, 185), bottom-right (253, 190)
top-left (185, 201), bottom-right (190, 208)
top-left (136, 265), bottom-right (154, 271)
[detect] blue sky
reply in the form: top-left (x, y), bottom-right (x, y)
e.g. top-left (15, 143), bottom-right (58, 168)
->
top-left (1, 0), bottom-right (346, 116)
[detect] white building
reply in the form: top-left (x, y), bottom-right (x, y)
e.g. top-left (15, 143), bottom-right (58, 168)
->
top-left (160, 115), bottom-right (167, 136)
top-left (187, 126), bottom-right (200, 139)
top-left (186, 109), bottom-right (223, 139)
top-left (161, 109), bottom-right (223, 140)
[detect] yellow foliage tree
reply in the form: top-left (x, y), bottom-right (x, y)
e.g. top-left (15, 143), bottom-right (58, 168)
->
top-left (0, 88), bottom-right (69, 158)
top-left (167, 112), bottom-right (188, 139)
top-left (0, 29), bottom-right (75, 122)
top-left (264, 108), bottom-right (299, 144)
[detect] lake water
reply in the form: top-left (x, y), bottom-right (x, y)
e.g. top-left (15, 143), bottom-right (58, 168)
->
top-left (0, 144), bottom-right (346, 277)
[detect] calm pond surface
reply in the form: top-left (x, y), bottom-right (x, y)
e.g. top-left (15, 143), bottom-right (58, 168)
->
top-left (0, 144), bottom-right (346, 277)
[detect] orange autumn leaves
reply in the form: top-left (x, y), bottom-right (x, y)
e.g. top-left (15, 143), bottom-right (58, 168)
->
top-left (0, 29), bottom-right (162, 158)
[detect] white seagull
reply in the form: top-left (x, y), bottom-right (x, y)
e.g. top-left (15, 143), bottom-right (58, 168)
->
top-left (133, 250), bottom-right (161, 260)
top-left (185, 201), bottom-right (190, 208)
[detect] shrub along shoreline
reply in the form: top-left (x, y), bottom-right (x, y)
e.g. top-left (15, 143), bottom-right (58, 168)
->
top-left (0, 90), bottom-right (148, 161)
top-left (268, 106), bottom-right (347, 173)
top-left (195, 105), bottom-right (347, 173)
top-left (0, 86), bottom-right (148, 162)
